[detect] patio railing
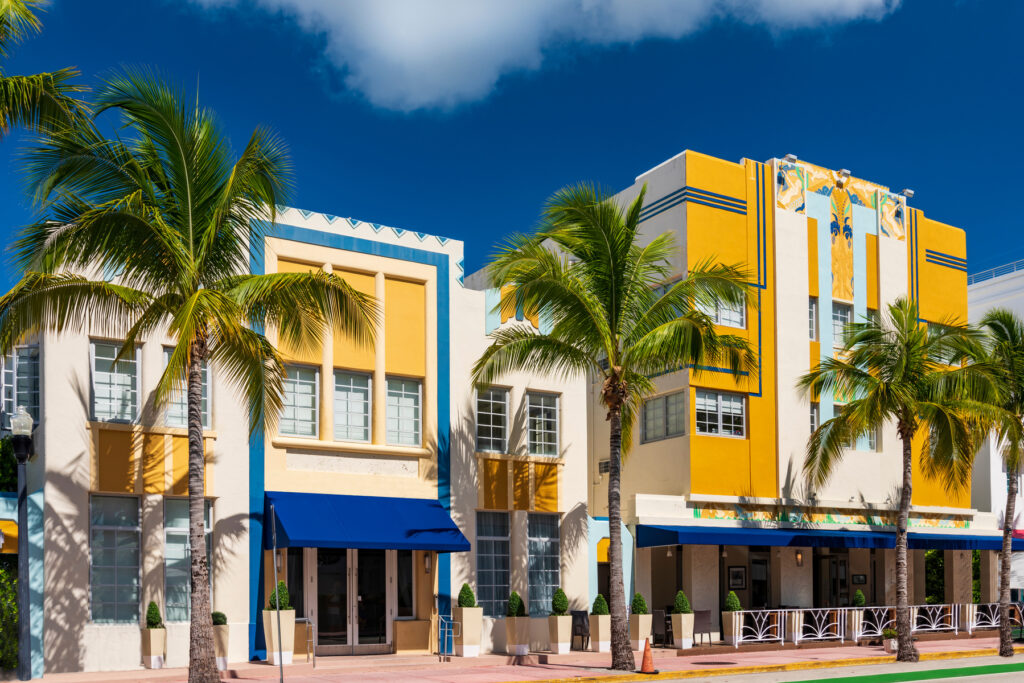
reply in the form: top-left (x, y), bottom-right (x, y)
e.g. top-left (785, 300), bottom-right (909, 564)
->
top-left (964, 603), bottom-right (1023, 634)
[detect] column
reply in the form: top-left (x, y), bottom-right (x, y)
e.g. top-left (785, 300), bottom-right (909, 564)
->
top-left (634, 547), bottom-right (652, 607)
top-left (912, 550), bottom-right (926, 605)
top-left (943, 549), bottom-right (973, 604)
top-left (980, 550), bottom-right (999, 603)
top-left (510, 510), bottom-right (529, 608)
top-left (682, 545), bottom-right (719, 631)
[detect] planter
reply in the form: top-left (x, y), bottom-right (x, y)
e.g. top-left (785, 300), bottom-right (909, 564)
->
top-left (786, 611), bottom-right (803, 643)
top-left (721, 611), bottom-right (740, 645)
top-left (262, 609), bottom-right (296, 665)
top-left (629, 613), bottom-right (652, 650)
top-left (883, 638), bottom-right (897, 654)
top-left (214, 624), bottom-right (230, 671)
top-left (505, 616), bottom-right (530, 656)
top-left (589, 614), bottom-right (610, 652)
top-left (141, 627), bottom-right (166, 669)
top-left (548, 614), bottom-right (571, 654)
top-left (453, 606), bottom-right (482, 657)
top-left (846, 609), bottom-right (864, 642)
top-left (671, 612), bottom-right (694, 649)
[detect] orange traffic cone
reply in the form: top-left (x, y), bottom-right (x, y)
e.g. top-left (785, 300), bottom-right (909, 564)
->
top-left (638, 637), bottom-right (658, 675)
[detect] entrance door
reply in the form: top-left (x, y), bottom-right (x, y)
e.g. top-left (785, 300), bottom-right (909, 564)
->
top-left (310, 548), bottom-right (393, 655)
top-left (355, 549), bottom-right (388, 649)
top-left (750, 558), bottom-right (770, 608)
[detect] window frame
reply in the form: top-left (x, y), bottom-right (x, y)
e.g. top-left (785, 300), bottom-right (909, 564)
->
top-left (163, 346), bottom-right (211, 429)
top-left (386, 376), bottom-right (423, 446)
top-left (526, 391), bottom-right (560, 456)
top-left (395, 548), bottom-right (416, 620)
top-left (89, 494), bottom-right (141, 624)
top-left (810, 402), bottom-right (820, 435)
top-left (280, 363), bottom-right (320, 438)
top-left (1, 344), bottom-right (40, 430)
top-left (90, 341), bottom-right (141, 424)
top-left (527, 513), bottom-right (561, 617)
top-left (694, 389), bottom-right (746, 438)
top-left (163, 497), bottom-right (213, 622)
top-left (641, 389), bottom-right (686, 443)
top-left (475, 386), bottom-right (510, 453)
top-left (832, 302), bottom-right (853, 350)
top-left (809, 297), bottom-right (819, 341)
top-left (476, 511), bottom-right (511, 619)
top-left (700, 299), bottom-right (746, 329)
top-left (333, 370), bottom-right (372, 443)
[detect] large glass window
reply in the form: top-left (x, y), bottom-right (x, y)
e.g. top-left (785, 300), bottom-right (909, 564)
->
top-left (527, 392), bottom-right (558, 456)
top-left (694, 389), bottom-right (745, 437)
top-left (810, 402), bottom-right (820, 434)
top-left (163, 348), bottom-right (210, 429)
top-left (642, 390), bottom-right (686, 442)
top-left (334, 371), bottom-right (371, 442)
top-left (386, 377), bottom-right (421, 446)
top-left (809, 297), bottom-right (819, 341)
top-left (92, 342), bottom-right (138, 422)
top-left (476, 387), bottom-right (508, 453)
top-left (281, 365), bottom-right (319, 437)
top-left (476, 511), bottom-right (510, 618)
top-left (164, 498), bottom-right (213, 622)
top-left (396, 549), bottom-right (414, 619)
top-left (528, 514), bottom-right (560, 616)
top-left (1, 345), bottom-right (39, 430)
top-left (286, 548), bottom-right (305, 618)
top-left (90, 495), bottom-right (140, 623)
top-left (700, 299), bottom-right (746, 328)
top-left (832, 302), bottom-right (853, 350)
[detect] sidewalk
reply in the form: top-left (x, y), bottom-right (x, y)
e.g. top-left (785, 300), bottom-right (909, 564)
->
top-left (33, 637), bottom-right (1024, 683)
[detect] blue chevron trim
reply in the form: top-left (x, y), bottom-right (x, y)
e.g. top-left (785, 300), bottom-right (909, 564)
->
top-left (323, 214), bottom-right (340, 224)
top-left (415, 232), bottom-right (428, 241)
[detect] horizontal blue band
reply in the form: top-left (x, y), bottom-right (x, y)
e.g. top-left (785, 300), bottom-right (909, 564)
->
top-left (925, 256), bottom-right (968, 272)
top-left (925, 248), bottom-right (966, 264)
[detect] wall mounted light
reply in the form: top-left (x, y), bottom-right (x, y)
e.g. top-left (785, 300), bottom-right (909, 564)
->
top-left (902, 188), bottom-right (915, 198)
top-left (424, 553), bottom-right (432, 574)
top-left (275, 551), bottom-right (283, 573)
top-left (795, 549), bottom-right (804, 567)
top-left (783, 153), bottom-right (798, 163)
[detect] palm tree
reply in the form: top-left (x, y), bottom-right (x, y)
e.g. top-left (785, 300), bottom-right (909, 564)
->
top-left (971, 309), bottom-right (1024, 657)
top-left (472, 183), bottom-right (755, 670)
top-left (1, 0), bottom-right (86, 137)
top-left (0, 70), bottom-right (377, 683)
top-left (799, 298), bottom-right (992, 662)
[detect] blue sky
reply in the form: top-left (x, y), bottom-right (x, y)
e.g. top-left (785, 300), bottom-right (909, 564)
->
top-left (1, 0), bottom-right (1020, 287)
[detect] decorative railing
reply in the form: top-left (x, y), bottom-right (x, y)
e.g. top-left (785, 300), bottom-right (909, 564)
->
top-left (965, 603), bottom-right (1023, 634)
top-left (787, 608), bottom-right (845, 644)
top-left (725, 609), bottom-right (786, 648)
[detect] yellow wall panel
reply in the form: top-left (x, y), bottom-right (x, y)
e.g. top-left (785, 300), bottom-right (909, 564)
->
top-left (533, 463), bottom-right (558, 512)
top-left (142, 434), bottom-right (166, 494)
top-left (690, 434), bottom-right (753, 496)
top-left (685, 151), bottom-right (747, 199)
top-left (0, 520), bottom-right (17, 554)
top-left (910, 430), bottom-right (970, 508)
top-left (385, 278), bottom-right (426, 377)
top-left (97, 429), bottom-right (134, 493)
top-left (808, 219), bottom-right (819, 298)
top-left (866, 233), bottom-right (879, 309)
top-left (513, 461), bottom-right (531, 511)
top-left (332, 268), bottom-right (376, 371)
top-left (482, 459), bottom-right (509, 510)
top-left (914, 213), bottom-right (967, 324)
top-left (276, 259), bottom-right (323, 365)
top-left (596, 537), bottom-right (610, 563)
top-left (171, 435), bottom-right (189, 495)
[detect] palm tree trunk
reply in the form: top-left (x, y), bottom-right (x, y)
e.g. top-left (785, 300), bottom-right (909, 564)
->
top-left (607, 409), bottom-right (635, 670)
top-left (895, 424), bottom-right (919, 662)
top-left (999, 464), bottom-right (1018, 657)
top-left (187, 338), bottom-right (218, 683)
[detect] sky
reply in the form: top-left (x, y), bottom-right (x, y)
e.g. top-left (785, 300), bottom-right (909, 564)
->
top-left (1, 0), bottom-right (1021, 287)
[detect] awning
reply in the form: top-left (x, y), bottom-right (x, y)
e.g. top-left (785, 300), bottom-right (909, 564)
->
top-left (908, 533), bottom-right (1024, 551)
top-left (263, 491), bottom-right (470, 552)
top-left (636, 524), bottom-right (893, 549)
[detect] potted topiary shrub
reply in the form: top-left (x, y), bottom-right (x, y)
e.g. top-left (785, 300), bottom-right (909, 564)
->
top-left (262, 581), bottom-right (295, 665)
top-left (453, 583), bottom-right (483, 657)
top-left (629, 592), bottom-right (652, 650)
top-left (882, 627), bottom-right (898, 654)
top-left (721, 591), bottom-right (742, 645)
top-left (504, 591), bottom-right (530, 655)
top-left (141, 601), bottom-right (166, 669)
top-left (212, 611), bottom-right (229, 671)
top-left (548, 588), bottom-right (571, 654)
top-left (671, 590), bottom-right (694, 649)
top-left (847, 589), bottom-right (866, 643)
top-left (589, 594), bottom-right (611, 652)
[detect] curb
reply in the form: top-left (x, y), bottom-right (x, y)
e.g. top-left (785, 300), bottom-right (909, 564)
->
top-left (507, 645), bottom-right (1024, 683)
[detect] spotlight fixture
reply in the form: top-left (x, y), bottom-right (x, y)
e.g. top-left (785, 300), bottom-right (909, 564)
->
top-left (839, 169), bottom-right (851, 178)
top-left (783, 153), bottom-right (798, 163)
top-left (902, 188), bottom-right (915, 198)
top-left (795, 549), bottom-right (804, 567)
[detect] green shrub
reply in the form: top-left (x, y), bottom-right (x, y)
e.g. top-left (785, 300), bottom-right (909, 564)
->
top-left (852, 589), bottom-right (866, 607)
top-left (0, 438), bottom-right (15, 493)
top-left (630, 592), bottom-right (648, 615)
top-left (0, 565), bottom-right (16, 670)
top-left (551, 588), bottom-right (569, 616)
top-left (672, 590), bottom-right (692, 614)
top-left (267, 580), bottom-right (291, 610)
top-left (591, 594), bottom-right (609, 616)
top-left (506, 591), bottom-right (526, 617)
top-left (457, 583), bottom-right (476, 609)
top-left (212, 611), bottom-right (227, 626)
top-left (882, 627), bottom-right (898, 639)
top-left (724, 591), bottom-right (742, 612)
top-left (146, 601), bottom-right (164, 629)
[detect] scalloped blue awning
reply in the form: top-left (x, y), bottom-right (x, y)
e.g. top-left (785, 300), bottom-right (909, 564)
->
top-left (263, 491), bottom-right (470, 552)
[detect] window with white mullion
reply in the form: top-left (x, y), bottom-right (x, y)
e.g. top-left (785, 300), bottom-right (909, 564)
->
top-left (694, 389), bottom-right (745, 437)
top-left (163, 347), bottom-right (210, 429)
top-left (476, 511), bottom-right (510, 618)
top-left (281, 365), bottom-right (319, 437)
top-left (386, 377), bottom-right (421, 446)
top-left (699, 299), bottom-right (746, 329)
top-left (832, 302), bottom-right (853, 350)
top-left (527, 392), bottom-right (558, 456)
top-left (164, 498), bottom-right (213, 622)
top-left (334, 371), bottom-right (371, 442)
top-left (810, 402), bottom-right (820, 434)
top-left (476, 387), bottom-right (508, 453)
top-left (527, 513), bottom-right (560, 616)
top-left (89, 495), bottom-right (140, 623)
top-left (642, 390), bottom-right (686, 442)
top-left (809, 297), bottom-right (819, 341)
top-left (1, 345), bottom-right (39, 430)
top-left (91, 342), bottom-right (138, 423)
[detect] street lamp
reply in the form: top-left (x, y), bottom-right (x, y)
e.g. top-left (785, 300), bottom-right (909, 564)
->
top-left (11, 405), bottom-right (34, 681)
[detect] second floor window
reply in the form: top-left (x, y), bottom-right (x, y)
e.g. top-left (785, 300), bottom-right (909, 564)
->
top-left (92, 342), bottom-right (138, 422)
top-left (281, 365), bottom-right (319, 437)
top-left (386, 377), bottom-right (421, 446)
top-left (476, 387), bottom-right (508, 453)
top-left (700, 299), bottom-right (745, 329)
top-left (809, 297), bottom-right (819, 341)
top-left (163, 348), bottom-right (210, 429)
top-left (1, 345), bottom-right (39, 430)
top-left (527, 392), bottom-right (558, 456)
top-left (810, 402), bottom-right (819, 434)
top-left (695, 389), bottom-right (745, 437)
top-left (334, 371), bottom-right (371, 442)
top-left (642, 390), bottom-right (686, 442)
top-left (832, 302), bottom-right (853, 349)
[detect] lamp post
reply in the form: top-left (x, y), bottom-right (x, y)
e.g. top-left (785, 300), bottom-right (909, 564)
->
top-left (10, 406), bottom-right (34, 681)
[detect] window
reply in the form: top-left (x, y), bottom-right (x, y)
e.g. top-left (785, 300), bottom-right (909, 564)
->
top-left (164, 498), bottom-right (212, 622)
top-left (386, 378), bottom-right (421, 446)
top-left (91, 342), bottom-right (138, 422)
top-left (90, 495), bottom-right (139, 623)
top-left (527, 392), bottom-right (559, 456)
top-left (476, 387), bottom-right (508, 453)
top-left (286, 548), bottom-right (305, 618)
top-left (700, 299), bottom-right (746, 328)
top-left (809, 297), bottom-right (819, 341)
top-left (810, 402), bottom-right (819, 434)
top-left (642, 390), bottom-right (686, 442)
top-left (867, 427), bottom-right (879, 452)
top-left (163, 348), bottom-right (210, 429)
top-left (281, 365), bottom-right (318, 437)
top-left (334, 371), bottom-right (371, 442)
top-left (396, 549), bottom-right (414, 618)
top-left (1, 345), bottom-right (39, 430)
top-left (832, 303), bottom-right (853, 349)
top-left (476, 511), bottom-right (510, 618)
top-left (598, 459), bottom-right (610, 474)
top-left (528, 514), bottom-right (560, 616)
top-left (695, 389), bottom-right (745, 437)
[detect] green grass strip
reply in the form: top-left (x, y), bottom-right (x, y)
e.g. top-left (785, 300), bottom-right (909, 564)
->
top-left (796, 660), bottom-right (1024, 683)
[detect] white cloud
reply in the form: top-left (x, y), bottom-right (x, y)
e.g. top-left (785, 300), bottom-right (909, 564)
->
top-left (189, 0), bottom-right (899, 111)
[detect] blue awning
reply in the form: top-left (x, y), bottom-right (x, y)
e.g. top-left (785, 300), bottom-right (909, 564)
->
top-left (263, 491), bottom-right (470, 552)
top-left (636, 524), bottom-right (894, 549)
top-left (908, 533), bottom-right (1024, 551)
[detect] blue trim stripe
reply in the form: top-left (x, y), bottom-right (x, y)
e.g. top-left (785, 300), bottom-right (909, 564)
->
top-left (638, 186), bottom-right (747, 223)
top-left (924, 248), bottom-right (966, 265)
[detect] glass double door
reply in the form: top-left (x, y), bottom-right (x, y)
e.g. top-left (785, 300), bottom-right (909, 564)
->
top-left (307, 548), bottom-right (390, 654)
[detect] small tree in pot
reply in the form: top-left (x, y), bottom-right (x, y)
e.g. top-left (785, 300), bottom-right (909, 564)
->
top-left (629, 593), bottom-right (652, 651)
top-left (671, 590), bottom-right (694, 649)
top-left (590, 594), bottom-right (611, 653)
top-left (721, 591), bottom-right (742, 645)
top-left (142, 601), bottom-right (166, 669)
top-left (548, 588), bottom-right (571, 654)
top-left (847, 589), bottom-right (867, 643)
top-left (454, 583), bottom-right (483, 657)
top-left (505, 591), bottom-right (529, 655)
top-left (262, 581), bottom-right (295, 665)
top-left (212, 611), bottom-right (229, 671)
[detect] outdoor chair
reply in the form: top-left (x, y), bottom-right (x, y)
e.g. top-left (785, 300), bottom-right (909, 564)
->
top-left (652, 609), bottom-right (668, 646)
top-left (693, 609), bottom-right (712, 647)
top-left (571, 610), bottom-right (590, 651)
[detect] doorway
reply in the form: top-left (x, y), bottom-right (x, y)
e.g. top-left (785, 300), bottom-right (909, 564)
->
top-left (814, 550), bottom-right (850, 607)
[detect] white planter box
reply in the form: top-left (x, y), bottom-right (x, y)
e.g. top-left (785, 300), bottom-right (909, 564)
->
top-left (629, 613), bottom-right (652, 651)
top-left (589, 614), bottom-right (610, 652)
top-left (672, 612), bottom-right (693, 649)
top-left (262, 610), bottom-right (295, 666)
top-left (548, 615), bottom-right (571, 654)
